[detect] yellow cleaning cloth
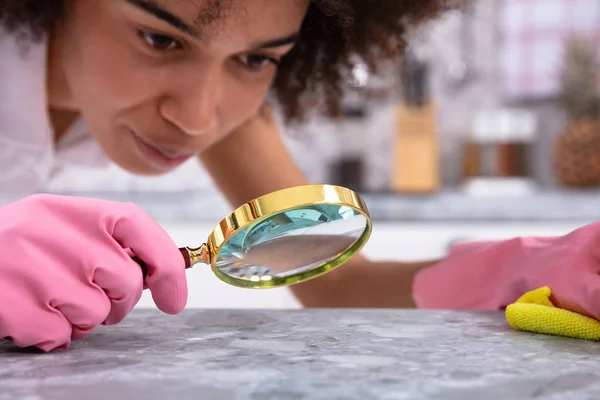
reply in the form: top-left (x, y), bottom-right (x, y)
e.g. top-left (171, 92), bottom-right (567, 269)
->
top-left (505, 286), bottom-right (600, 341)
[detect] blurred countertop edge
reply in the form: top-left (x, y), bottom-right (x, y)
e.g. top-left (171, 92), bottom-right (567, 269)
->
top-left (43, 188), bottom-right (600, 224)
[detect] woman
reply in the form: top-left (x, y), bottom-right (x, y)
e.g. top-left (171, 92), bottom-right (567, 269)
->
top-left (0, 0), bottom-right (597, 352)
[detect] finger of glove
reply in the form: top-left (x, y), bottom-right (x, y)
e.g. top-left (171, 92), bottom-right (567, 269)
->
top-left (0, 298), bottom-right (72, 352)
top-left (107, 205), bottom-right (187, 314)
top-left (49, 274), bottom-right (113, 338)
top-left (91, 252), bottom-right (145, 325)
top-left (548, 269), bottom-right (600, 321)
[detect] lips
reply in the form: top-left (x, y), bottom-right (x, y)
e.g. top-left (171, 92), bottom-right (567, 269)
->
top-left (129, 129), bottom-right (196, 170)
top-left (141, 138), bottom-right (195, 159)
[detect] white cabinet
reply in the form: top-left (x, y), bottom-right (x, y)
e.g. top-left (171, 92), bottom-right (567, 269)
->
top-left (134, 220), bottom-right (587, 310)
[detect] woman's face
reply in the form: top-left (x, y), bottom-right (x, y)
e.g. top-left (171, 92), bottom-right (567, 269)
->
top-left (51, 0), bottom-right (308, 175)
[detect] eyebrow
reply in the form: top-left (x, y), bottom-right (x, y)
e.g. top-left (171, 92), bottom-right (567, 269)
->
top-left (250, 34), bottom-right (299, 50)
top-left (127, 0), bottom-right (200, 37)
top-left (126, 0), bottom-right (299, 49)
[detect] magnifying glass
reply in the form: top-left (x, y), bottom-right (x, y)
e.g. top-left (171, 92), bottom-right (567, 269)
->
top-left (136, 184), bottom-right (372, 288)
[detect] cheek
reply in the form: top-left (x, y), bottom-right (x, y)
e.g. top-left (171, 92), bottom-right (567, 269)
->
top-left (62, 27), bottom-right (156, 114)
top-left (219, 78), bottom-right (272, 133)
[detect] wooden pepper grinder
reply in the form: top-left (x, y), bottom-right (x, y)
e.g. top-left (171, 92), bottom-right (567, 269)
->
top-left (390, 51), bottom-right (440, 193)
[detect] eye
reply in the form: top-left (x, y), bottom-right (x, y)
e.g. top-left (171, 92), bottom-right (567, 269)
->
top-left (238, 54), bottom-right (279, 70)
top-left (139, 30), bottom-right (181, 51)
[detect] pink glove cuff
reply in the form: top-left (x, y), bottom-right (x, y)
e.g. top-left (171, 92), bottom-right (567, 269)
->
top-left (412, 236), bottom-right (556, 310)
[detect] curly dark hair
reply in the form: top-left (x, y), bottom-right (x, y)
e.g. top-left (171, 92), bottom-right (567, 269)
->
top-left (0, 0), bottom-right (454, 122)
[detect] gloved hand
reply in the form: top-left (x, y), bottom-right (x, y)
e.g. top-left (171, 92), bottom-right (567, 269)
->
top-left (0, 194), bottom-right (187, 352)
top-left (412, 221), bottom-right (600, 320)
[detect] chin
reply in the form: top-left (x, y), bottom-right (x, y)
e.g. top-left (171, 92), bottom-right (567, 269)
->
top-left (112, 158), bottom-right (176, 176)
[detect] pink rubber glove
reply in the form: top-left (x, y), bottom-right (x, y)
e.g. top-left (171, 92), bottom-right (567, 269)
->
top-left (413, 221), bottom-right (600, 320)
top-left (0, 194), bottom-right (187, 352)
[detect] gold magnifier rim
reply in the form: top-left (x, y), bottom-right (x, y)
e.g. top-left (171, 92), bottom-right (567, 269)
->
top-left (200, 183), bottom-right (372, 289)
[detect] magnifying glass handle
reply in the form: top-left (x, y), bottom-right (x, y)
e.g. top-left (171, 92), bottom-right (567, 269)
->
top-left (132, 248), bottom-right (191, 279)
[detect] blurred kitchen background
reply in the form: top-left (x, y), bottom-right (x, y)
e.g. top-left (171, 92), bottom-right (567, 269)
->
top-left (45, 0), bottom-right (600, 308)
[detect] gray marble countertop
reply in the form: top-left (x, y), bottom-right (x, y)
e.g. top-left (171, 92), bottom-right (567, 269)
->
top-left (2, 309), bottom-right (600, 399)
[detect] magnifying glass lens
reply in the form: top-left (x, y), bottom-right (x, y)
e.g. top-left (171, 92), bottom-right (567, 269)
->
top-left (215, 204), bottom-right (367, 282)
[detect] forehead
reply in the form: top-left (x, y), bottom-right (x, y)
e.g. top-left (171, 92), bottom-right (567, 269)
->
top-left (143, 0), bottom-right (309, 41)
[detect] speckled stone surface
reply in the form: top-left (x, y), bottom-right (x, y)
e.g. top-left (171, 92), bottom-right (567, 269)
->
top-left (2, 309), bottom-right (600, 399)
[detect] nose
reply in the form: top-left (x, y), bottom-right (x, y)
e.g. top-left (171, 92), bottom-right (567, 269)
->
top-left (159, 72), bottom-right (220, 137)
